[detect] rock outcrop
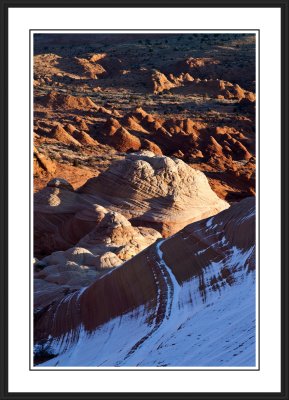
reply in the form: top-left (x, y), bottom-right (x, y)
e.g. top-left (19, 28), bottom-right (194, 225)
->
top-left (48, 124), bottom-right (81, 146)
top-left (34, 152), bottom-right (228, 258)
top-left (172, 78), bottom-right (255, 100)
top-left (79, 151), bottom-right (229, 236)
top-left (33, 34), bottom-right (256, 367)
top-left (72, 130), bottom-right (97, 145)
top-left (165, 56), bottom-right (255, 91)
top-left (34, 146), bottom-right (56, 176)
top-left (108, 127), bottom-right (142, 152)
top-left (90, 106), bottom-right (255, 201)
top-left (36, 91), bottom-right (99, 111)
top-left (151, 70), bottom-right (176, 94)
top-left (34, 204), bottom-right (161, 311)
top-left (34, 197), bottom-right (256, 367)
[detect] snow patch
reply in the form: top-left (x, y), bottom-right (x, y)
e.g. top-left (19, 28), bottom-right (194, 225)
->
top-left (39, 243), bottom-right (256, 367)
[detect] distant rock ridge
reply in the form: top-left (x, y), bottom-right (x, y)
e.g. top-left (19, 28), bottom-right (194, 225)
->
top-left (37, 91), bottom-right (99, 110)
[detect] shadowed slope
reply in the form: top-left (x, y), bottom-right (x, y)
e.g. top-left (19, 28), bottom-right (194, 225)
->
top-left (35, 197), bottom-right (255, 367)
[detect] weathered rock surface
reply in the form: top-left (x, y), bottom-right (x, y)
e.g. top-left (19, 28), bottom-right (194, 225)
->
top-left (108, 127), bottom-right (141, 152)
top-left (34, 146), bottom-right (56, 176)
top-left (36, 91), bottom-right (99, 111)
top-left (89, 106), bottom-right (255, 201)
top-left (48, 124), bottom-right (82, 146)
top-left (33, 34), bottom-right (256, 367)
top-left (72, 130), bottom-right (98, 145)
top-left (151, 70), bottom-right (176, 93)
top-left (34, 198), bottom-right (255, 367)
top-left (33, 205), bottom-right (161, 311)
top-left (79, 151), bottom-right (229, 236)
top-left (172, 78), bottom-right (255, 100)
top-left (34, 152), bottom-right (228, 259)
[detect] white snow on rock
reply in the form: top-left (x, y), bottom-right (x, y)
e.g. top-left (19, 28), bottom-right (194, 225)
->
top-left (40, 243), bottom-right (255, 368)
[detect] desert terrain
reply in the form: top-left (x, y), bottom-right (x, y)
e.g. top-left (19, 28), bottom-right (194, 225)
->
top-left (33, 33), bottom-right (256, 367)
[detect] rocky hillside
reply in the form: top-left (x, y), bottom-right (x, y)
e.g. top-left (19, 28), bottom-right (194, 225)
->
top-left (33, 33), bottom-right (256, 201)
top-left (33, 33), bottom-right (256, 367)
top-left (34, 152), bottom-right (228, 258)
top-left (33, 152), bottom-right (229, 318)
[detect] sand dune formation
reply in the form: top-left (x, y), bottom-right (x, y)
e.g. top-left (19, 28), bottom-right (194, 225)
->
top-left (33, 34), bottom-right (256, 366)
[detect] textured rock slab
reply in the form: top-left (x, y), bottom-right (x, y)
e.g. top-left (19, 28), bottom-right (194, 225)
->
top-left (34, 197), bottom-right (255, 360)
top-left (79, 151), bottom-right (229, 236)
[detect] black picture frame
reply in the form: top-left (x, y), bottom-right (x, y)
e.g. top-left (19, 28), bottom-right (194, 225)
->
top-left (0, 0), bottom-right (288, 399)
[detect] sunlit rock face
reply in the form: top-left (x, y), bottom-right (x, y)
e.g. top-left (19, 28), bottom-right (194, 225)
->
top-left (79, 151), bottom-right (229, 236)
top-left (34, 152), bottom-right (229, 258)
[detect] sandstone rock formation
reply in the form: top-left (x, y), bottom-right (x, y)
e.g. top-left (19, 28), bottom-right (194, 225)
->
top-left (34, 152), bottom-right (228, 259)
top-left (34, 197), bottom-right (255, 367)
top-left (33, 34), bottom-right (256, 367)
top-left (151, 70), bottom-right (176, 94)
top-left (165, 56), bottom-right (255, 91)
top-left (79, 151), bottom-right (229, 236)
top-left (141, 139), bottom-right (163, 155)
top-left (36, 91), bottom-right (99, 111)
top-left (34, 204), bottom-right (161, 312)
top-left (89, 106), bottom-right (255, 201)
top-left (75, 57), bottom-right (107, 79)
top-left (72, 130), bottom-right (97, 146)
top-left (166, 57), bottom-right (220, 76)
top-left (108, 127), bottom-right (141, 152)
top-left (34, 146), bottom-right (56, 176)
top-left (48, 124), bottom-right (81, 146)
top-left (172, 78), bottom-right (255, 100)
